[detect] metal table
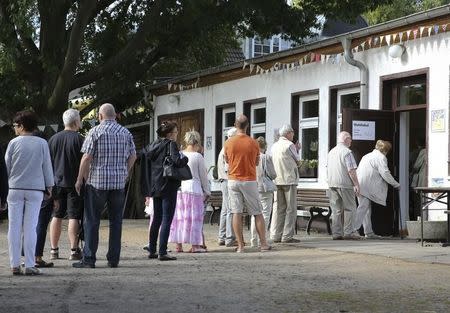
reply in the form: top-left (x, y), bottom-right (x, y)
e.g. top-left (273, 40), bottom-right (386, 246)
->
top-left (414, 187), bottom-right (450, 247)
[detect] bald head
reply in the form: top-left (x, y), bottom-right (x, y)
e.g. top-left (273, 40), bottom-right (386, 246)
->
top-left (337, 131), bottom-right (352, 147)
top-left (99, 103), bottom-right (116, 120)
top-left (235, 114), bottom-right (249, 131)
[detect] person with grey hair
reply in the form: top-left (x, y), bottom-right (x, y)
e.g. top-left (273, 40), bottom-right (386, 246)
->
top-left (169, 130), bottom-right (210, 253)
top-left (48, 108), bottom-right (84, 262)
top-left (327, 131), bottom-right (360, 240)
top-left (216, 127), bottom-right (237, 246)
top-left (73, 103), bottom-right (136, 268)
top-left (270, 124), bottom-right (301, 243)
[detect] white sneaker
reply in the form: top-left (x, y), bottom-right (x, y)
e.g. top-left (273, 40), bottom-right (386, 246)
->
top-left (365, 233), bottom-right (382, 239)
top-left (24, 267), bottom-right (42, 275)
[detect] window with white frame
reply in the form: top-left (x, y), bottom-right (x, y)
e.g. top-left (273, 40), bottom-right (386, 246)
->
top-left (299, 94), bottom-right (319, 178)
top-left (336, 87), bottom-right (360, 134)
top-left (253, 36), bottom-right (281, 57)
top-left (222, 107), bottom-right (235, 143)
top-left (250, 103), bottom-right (266, 139)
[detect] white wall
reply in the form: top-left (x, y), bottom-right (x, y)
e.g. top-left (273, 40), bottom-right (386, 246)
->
top-left (154, 32), bottom-right (450, 196)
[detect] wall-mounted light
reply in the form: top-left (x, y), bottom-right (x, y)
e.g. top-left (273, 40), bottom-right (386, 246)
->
top-left (388, 44), bottom-right (406, 59)
top-left (168, 94), bottom-right (180, 105)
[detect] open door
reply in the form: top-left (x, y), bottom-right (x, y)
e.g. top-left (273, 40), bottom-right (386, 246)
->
top-left (342, 108), bottom-right (397, 236)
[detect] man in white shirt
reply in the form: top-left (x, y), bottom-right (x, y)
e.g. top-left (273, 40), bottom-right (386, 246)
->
top-left (270, 125), bottom-right (301, 243)
top-left (327, 131), bottom-right (360, 240)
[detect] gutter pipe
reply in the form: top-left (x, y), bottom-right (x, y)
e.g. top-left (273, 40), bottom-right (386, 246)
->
top-left (341, 37), bottom-right (368, 109)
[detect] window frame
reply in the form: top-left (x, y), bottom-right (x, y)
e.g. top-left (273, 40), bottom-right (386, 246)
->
top-left (222, 107), bottom-right (236, 143)
top-left (250, 102), bottom-right (266, 139)
top-left (298, 94), bottom-right (319, 180)
top-left (337, 87), bottom-right (360, 134)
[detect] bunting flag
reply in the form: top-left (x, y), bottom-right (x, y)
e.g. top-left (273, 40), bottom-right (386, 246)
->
top-left (361, 41), bottom-right (366, 50)
top-left (315, 54), bottom-right (321, 62)
top-left (443, 24), bottom-right (448, 32)
top-left (373, 37), bottom-right (379, 46)
top-left (242, 61), bottom-right (248, 70)
top-left (310, 52), bottom-right (315, 62)
top-left (406, 30), bottom-right (412, 39)
top-left (89, 120), bottom-right (96, 127)
top-left (428, 26), bottom-right (433, 37)
top-left (393, 33), bottom-right (398, 43)
top-left (50, 124), bottom-right (58, 132)
top-left (386, 34), bottom-right (391, 46)
top-left (434, 25), bottom-right (440, 34)
top-left (0, 120), bottom-right (6, 127)
top-left (398, 32), bottom-right (404, 42)
top-left (37, 125), bottom-right (45, 132)
top-left (367, 37), bottom-right (372, 48)
top-left (413, 29), bottom-right (418, 39)
top-left (122, 110), bottom-right (128, 117)
top-left (419, 26), bottom-right (425, 37)
top-left (167, 83), bottom-right (172, 91)
top-left (249, 63), bottom-right (255, 74)
top-left (379, 35), bottom-right (385, 46)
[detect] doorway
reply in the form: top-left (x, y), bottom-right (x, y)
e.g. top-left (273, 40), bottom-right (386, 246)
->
top-left (397, 109), bottom-right (427, 227)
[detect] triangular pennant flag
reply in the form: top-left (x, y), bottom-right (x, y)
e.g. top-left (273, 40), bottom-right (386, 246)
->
top-left (406, 30), bottom-right (412, 40)
top-left (0, 120), bottom-right (6, 127)
top-left (434, 25), bottom-right (439, 34)
top-left (367, 37), bottom-right (372, 48)
top-left (249, 63), bottom-right (255, 74)
top-left (127, 108), bottom-right (133, 114)
top-left (393, 33), bottom-right (398, 43)
top-left (89, 120), bottom-right (96, 127)
top-left (315, 54), bottom-right (321, 62)
top-left (168, 83), bottom-right (172, 91)
top-left (442, 24), bottom-right (447, 32)
top-left (310, 53), bottom-right (315, 62)
top-left (373, 37), bottom-right (379, 46)
top-left (273, 62), bottom-right (279, 71)
top-left (379, 35), bottom-right (385, 46)
top-left (361, 42), bottom-right (366, 50)
top-left (413, 29), bottom-right (418, 39)
top-left (37, 125), bottom-right (45, 131)
top-left (386, 34), bottom-right (391, 46)
top-left (419, 26), bottom-right (425, 37)
top-left (242, 61), bottom-right (248, 70)
top-left (428, 26), bottom-right (432, 37)
top-left (122, 110), bottom-right (128, 117)
top-left (50, 124), bottom-right (58, 132)
top-left (399, 32), bottom-right (404, 42)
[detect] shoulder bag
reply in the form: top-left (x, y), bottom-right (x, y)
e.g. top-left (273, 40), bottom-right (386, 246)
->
top-left (163, 143), bottom-right (193, 181)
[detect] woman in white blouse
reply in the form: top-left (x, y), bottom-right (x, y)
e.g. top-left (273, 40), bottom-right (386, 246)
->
top-left (353, 140), bottom-right (400, 239)
top-left (169, 130), bottom-right (210, 253)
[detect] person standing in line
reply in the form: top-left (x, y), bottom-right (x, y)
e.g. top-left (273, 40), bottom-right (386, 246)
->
top-left (250, 136), bottom-right (277, 247)
top-left (270, 125), bottom-right (301, 243)
top-left (5, 111), bottom-right (54, 275)
top-left (73, 103), bottom-right (136, 268)
top-left (48, 109), bottom-right (84, 261)
top-left (169, 130), bottom-right (210, 253)
top-left (141, 121), bottom-right (188, 261)
top-left (353, 140), bottom-right (400, 239)
top-left (217, 127), bottom-right (237, 247)
top-left (327, 131), bottom-right (360, 240)
top-left (224, 114), bottom-right (271, 253)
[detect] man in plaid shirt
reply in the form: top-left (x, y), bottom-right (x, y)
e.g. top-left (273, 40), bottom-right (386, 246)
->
top-left (73, 103), bottom-right (136, 268)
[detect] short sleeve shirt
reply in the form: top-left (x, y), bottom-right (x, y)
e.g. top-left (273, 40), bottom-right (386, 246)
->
top-left (81, 120), bottom-right (136, 190)
top-left (224, 134), bottom-right (259, 181)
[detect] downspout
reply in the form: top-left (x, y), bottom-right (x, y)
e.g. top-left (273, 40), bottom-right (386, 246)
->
top-left (340, 37), bottom-right (368, 109)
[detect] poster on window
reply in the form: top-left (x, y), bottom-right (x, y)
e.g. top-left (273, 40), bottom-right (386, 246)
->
top-left (352, 120), bottom-right (375, 141)
top-left (431, 109), bottom-right (445, 132)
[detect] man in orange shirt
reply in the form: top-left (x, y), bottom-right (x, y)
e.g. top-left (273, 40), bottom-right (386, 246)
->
top-left (224, 115), bottom-right (272, 253)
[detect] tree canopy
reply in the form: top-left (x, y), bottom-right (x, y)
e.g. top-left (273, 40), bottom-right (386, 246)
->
top-left (364, 0), bottom-right (450, 25)
top-left (0, 0), bottom-right (388, 122)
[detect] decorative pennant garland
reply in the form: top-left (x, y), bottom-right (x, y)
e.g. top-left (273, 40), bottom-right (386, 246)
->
top-left (167, 77), bottom-right (200, 92)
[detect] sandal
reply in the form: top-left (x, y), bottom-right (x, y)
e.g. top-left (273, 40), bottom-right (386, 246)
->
top-left (35, 260), bottom-right (54, 268)
top-left (50, 247), bottom-right (59, 260)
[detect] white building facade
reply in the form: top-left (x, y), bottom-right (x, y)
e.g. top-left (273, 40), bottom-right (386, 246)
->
top-left (149, 7), bottom-right (450, 235)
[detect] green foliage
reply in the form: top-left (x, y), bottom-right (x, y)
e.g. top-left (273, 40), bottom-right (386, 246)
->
top-left (0, 0), bottom-right (390, 123)
top-left (364, 0), bottom-right (450, 25)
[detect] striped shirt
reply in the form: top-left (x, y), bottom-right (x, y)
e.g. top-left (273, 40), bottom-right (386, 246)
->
top-left (81, 120), bottom-right (136, 190)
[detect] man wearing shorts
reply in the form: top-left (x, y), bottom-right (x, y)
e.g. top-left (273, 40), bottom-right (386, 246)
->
top-left (224, 114), bottom-right (271, 253)
top-left (48, 109), bottom-right (84, 260)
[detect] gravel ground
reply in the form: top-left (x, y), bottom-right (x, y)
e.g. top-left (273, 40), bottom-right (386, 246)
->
top-left (0, 219), bottom-right (449, 313)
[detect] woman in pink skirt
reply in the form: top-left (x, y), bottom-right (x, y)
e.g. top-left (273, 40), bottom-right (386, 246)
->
top-left (169, 130), bottom-right (210, 253)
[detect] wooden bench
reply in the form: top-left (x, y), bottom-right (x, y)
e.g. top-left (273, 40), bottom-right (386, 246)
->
top-left (207, 190), bottom-right (223, 225)
top-left (296, 188), bottom-right (331, 235)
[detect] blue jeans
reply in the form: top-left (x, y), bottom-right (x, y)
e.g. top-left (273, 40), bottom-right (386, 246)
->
top-left (149, 189), bottom-right (177, 255)
top-left (82, 185), bottom-right (125, 265)
top-left (35, 200), bottom-right (53, 257)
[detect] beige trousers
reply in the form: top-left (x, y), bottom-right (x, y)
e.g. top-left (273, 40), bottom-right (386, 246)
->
top-left (270, 185), bottom-right (297, 242)
top-left (329, 187), bottom-right (357, 237)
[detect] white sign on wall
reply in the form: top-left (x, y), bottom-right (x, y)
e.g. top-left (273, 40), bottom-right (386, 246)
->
top-left (352, 120), bottom-right (375, 141)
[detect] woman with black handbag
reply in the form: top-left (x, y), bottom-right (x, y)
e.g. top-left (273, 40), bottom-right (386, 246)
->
top-left (141, 121), bottom-right (188, 261)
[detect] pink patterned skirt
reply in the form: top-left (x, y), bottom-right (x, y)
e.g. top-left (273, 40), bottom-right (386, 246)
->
top-left (169, 191), bottom-right (205, 245)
